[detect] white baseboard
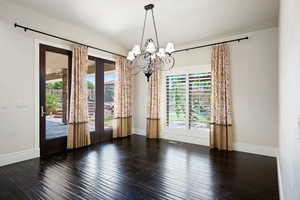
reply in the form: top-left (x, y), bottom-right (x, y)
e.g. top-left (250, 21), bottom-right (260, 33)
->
top-left (0, 148), bottom-right (40, 167)
top-left (133, 128), bottom-right (146, 136)
top-left (160, 133), bottom-right (209, 146)
top-left (133, 129), bottom-right (208, 146)
top-left (277, 156), bottom-right (284, 200)
top-left (233, 143), bottom-right (278, 157)
top-left (132, 128), bottom-right (278, 157)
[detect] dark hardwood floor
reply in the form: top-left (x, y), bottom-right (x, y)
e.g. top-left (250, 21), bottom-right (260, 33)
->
top-left (0, 135), bottom-right (279, 200)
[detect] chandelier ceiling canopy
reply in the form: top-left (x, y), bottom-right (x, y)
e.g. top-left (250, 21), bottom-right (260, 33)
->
top-left (127, 4), bottom-right (175, 81)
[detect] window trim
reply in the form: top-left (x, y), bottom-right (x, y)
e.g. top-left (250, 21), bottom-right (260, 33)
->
top-left (161, 65), bottom-right (211, 138)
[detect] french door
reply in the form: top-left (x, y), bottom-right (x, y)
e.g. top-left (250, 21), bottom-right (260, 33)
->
top-left (40, 44), bottom-right (115, 156)
top-left (39, 44), bottom-right (71, 156)
top-left (88, 56), bottom-right (115, 144)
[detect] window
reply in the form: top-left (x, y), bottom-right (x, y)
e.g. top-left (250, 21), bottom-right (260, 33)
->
top-left (166, 72), bottom-right (211, 129)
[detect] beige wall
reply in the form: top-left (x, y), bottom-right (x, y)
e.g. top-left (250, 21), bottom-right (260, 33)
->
top-left (279, 0), bottom-right (300, 199)
top-left (133, 28), bottom-right (278, 156)
top-left (0, 1), bottom-right (127, 163)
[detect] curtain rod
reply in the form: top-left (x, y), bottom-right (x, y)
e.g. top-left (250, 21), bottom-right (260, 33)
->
top-left (174, 36), bottom-right (249, 53)
top-left (14, 23), bottom-right (248, 57)
top-left (14, 23), bottom-right (127, 58)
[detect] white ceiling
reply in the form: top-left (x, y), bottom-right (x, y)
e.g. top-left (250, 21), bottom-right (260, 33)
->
top-left (11, 0), bottom-right (279, 49)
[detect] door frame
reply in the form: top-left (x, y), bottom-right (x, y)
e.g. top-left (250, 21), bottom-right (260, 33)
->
top-left (39, 44), bottom-right (72, 157)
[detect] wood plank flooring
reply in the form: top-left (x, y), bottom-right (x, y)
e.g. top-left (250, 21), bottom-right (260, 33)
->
top-left (0, 135), bottom-right (279, 200)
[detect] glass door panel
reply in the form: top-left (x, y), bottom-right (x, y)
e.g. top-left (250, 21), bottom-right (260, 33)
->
top-left (45, 51), bottom-right (69, 139)
top-left (104, 63), bottom-right (116, 128)
top-left (86, 60), bottom-right (96, 132)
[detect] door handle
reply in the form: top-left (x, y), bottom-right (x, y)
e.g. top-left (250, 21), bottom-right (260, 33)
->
top-left (41, 106), bottom-right (46, 117)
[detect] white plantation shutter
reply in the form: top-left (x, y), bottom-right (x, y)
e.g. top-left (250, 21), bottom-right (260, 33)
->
top-left (188, 72), bottom-right (211, 129)
top-left (166, 74), bottom-right (187, 128)
top-left (166, 72), bottom-right (211, 130)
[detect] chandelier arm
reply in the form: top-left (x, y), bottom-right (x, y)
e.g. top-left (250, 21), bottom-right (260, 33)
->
top-left (140, 10), bottom-right (148, 47)
top-left (156, 56), bottom-right (176, 71)
top-left (151, 9), bottom-right (160, 49)
top-left (169, 56), bottom-right (175, 70)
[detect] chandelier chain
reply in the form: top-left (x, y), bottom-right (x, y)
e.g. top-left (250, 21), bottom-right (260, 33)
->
top-left (140, 10), bottom-right (148, 47)
top-left (151, 9), bottom-right (160, 49)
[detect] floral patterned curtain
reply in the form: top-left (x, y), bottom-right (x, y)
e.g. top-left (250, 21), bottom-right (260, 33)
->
top-left (210, 44), bottom-right (233, 151)
top-left (67, 46), bottom-right (91, 149)
top-left (113, 56), bottom-right (133, 138)
top-left (146, 64), bottom-right (161, 139)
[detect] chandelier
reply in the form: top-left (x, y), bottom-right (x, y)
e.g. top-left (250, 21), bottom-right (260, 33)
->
top-left (127, 4), bottom-right (175, 81)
